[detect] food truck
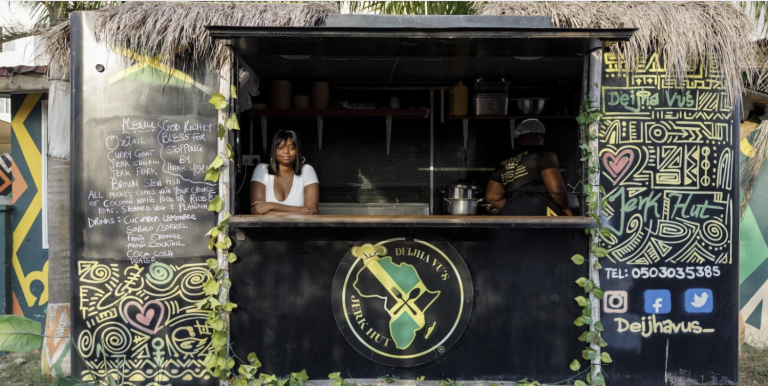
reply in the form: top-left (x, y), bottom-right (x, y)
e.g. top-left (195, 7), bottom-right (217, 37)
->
top-left (68, 3), bottom-right (744, 385)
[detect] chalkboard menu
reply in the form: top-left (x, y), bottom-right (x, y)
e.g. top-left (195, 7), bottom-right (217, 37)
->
top-left (599, 52), bottom-right (738, 385)
top-left (71, 14), bottom-right (218, 385)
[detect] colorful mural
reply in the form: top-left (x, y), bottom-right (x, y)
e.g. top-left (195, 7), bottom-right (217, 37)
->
top-left (599, 52), bottom-right (738, 384)
top-left (738, 128), bottom-right (768, 347)
top-left (10, 93), bottom-right (48, 325)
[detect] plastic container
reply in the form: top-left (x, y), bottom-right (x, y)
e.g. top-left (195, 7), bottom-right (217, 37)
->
top-left (449, 81), bottom-right (468, 116)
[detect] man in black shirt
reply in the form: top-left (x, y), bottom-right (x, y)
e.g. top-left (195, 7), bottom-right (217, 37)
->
top-left (486, 119), bottom-right (572, 216)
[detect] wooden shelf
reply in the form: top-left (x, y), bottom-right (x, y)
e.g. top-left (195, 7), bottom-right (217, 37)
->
top-left (446, 115), bottom-right (577, 120)
top-left (246, 109), bottom-right (428, 118)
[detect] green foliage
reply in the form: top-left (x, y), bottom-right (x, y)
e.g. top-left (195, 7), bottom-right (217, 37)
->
top-left (572, 96), bottom-right (611, 386)
top-left (226, 113), bottom-right (240, 130)
top-left (0, 315), bottom-right (42, 352)
top-left (571, 254), bottom-right (585, 265)
top-left (346, 1), bottom-right (476, 15)
top-left (570, 359), bottom-right (581, 371)
top-left (209, 93), bottom-right (228, 109)
top-left (329, 372), bottom-right (359, 386)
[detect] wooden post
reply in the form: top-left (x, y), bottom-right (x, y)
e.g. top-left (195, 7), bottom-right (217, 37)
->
top-left (588, 48), bottom-right (603, 385)
top-left (217, 56), bottom-right (232, 386)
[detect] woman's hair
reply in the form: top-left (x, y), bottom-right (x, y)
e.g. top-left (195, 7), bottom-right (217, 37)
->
top-left (268, 129), bottom-right (304, 175)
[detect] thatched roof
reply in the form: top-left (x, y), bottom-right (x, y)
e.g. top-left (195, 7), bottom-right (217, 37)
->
top-left (43, 1), bottom-right (339, 75)
top-left (42, 1), bottom-right (759, 103)
top-left (475, 1), bottom-right (758, 105)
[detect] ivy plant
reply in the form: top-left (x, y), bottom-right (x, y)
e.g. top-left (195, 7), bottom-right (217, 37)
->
top-left (569, 97), bottom-right (612, 386)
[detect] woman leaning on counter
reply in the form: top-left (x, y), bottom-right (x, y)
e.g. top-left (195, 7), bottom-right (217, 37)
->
top-left (250, 130), bottom-right (319, 215)
top-left (486, 119), bottom-right (572, 217)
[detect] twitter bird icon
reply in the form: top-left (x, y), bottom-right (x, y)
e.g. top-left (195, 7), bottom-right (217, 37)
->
top-left (685, 289), bottom-right (713, 313)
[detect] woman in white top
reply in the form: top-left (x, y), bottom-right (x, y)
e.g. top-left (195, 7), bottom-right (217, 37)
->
top-left (250, 130), bottom-right (319, 215)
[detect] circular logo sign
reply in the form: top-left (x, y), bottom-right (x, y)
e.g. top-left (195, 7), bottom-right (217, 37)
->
top-left (332, 231), bottom-right (473, 367)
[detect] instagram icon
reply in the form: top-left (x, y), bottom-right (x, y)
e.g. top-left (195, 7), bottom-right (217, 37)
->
top-left (603, 291), bottom-right (628, 314)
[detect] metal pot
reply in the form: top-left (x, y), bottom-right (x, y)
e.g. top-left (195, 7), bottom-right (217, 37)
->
top-left (444, 198), bottom-right (483, 215)
top-left (444, 184), bottom-right (481, 199)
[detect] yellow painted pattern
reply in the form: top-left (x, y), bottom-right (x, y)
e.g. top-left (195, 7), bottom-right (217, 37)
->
top-left (741, 137), bottom-right (757, 158)
top-left (10, 93), bottom-right (48, 307)
top-left (108, 48), bottom-right (204, 90)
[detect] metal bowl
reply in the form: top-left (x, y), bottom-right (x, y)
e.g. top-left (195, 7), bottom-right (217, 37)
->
top-left (513, 98), bottom-right (550, 115)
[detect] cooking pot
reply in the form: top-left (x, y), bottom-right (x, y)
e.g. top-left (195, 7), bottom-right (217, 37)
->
top-left (444, 198), bottom-right (483, 215)
top-left (443, 184), bottom-right (481, 199)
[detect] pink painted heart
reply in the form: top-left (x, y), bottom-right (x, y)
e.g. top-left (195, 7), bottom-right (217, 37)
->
top-left (123, 300), bottom-right (165, 334)
top-left (602, 149), bottom-right (635, 184)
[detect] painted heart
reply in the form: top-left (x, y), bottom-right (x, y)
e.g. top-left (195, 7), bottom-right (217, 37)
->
top-left (602, 149), bottom-right (635, 184)
top-left (123, 300), bottom-right (165, 334)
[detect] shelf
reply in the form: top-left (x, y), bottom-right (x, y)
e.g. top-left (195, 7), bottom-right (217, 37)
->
top-left (229, 215), bottom-right (597, 229)
top-left (447, 115), bottom-right (577, 120)
top-left (246, 109), bottom-right (429, 118)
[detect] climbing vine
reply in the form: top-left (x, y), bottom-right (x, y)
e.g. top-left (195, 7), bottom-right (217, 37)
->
top-left (197, 75), bottom-right (613, 386)
top-left (568, 97), bottom-right (613, 386)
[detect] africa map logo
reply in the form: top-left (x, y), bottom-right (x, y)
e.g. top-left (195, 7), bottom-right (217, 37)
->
top-left (332, 233), bottom-right (473, 367)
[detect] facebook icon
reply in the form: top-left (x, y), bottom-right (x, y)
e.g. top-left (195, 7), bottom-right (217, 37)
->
top-left (644, 290), bottom-right (672, 314)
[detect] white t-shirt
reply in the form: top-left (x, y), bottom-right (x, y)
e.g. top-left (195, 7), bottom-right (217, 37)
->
top-left (251, 163), bottom-right (319, 207)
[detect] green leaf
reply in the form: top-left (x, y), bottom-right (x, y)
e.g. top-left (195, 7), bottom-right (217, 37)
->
top-left (571, 254), bottom-right (585, 265)
top-left (574, 381), bottom-right (587, 386)
top-left (220, 211), bottom-right (232, 226)
top-left (594, 247), bottom-right (608, 258)
top-left (208, 236), bottom-right (216, 251)
top-left (585, 331), bottom-right (595, 343)
top-left (210, 318), bottom-right (226, 331)
top-left (418, 376), bottom-right (426, 382)
top-left (584, 279), bottom-right (595, 293)
top-left (569, 359), bottom-right (581, 371)
top-left (203, 278), bottom-right (220, 296)
top-left (218, 369), bottom-right (229, 381)
top-left (382, 376), bottom-right (396, 383)
top-left (221, 302), bottom-right (238, 312)
top-left (194, 298), bottom-right (209, 310)
top-left (577, 331), bottom-right (589, 341)
top-left (593, 260), bottom-right (603, 269)
top-left (218, 123), bottom-right (226, 139)
top-left (227, 143), bottom-right (235, 161)
top-left (592, 287), bottom-right (604, 299)
top-left (226, 113), bottom-right (240, 130)
top-left (582, 316), bottom-right (593, 325)
top-left (209, 195), bottom-right (223, 212)
top-left (595, 321), bottom-right (605, 332)
top-left (227, 253), bottom-right (238, 263)
top-left (583, 348), bottom-right (597, 360)
top-left (209, 92), bottom-right (228, 109)
top-left (575, 296), bottom-right (588, 307)
top-left (574, 316), bottom-right (584, 326)
top-left (329, 373), bottom-right (342, 382)
top-left (0, 315), bottom-right (42, 352)
top-left (601, 352), bottom-right (613, 364)
top-left (293, 369), bottom-right (309, 382)
top-left (208, 296), bottom-right (221, 308)
top-left (248, 352), bottom-right (259, 365)
top-left (206, 258), bottom-right (218, 270)
top-left (232, 376), bottom-right (248, 386)
top-left (222, 278), bottom-right (232, 290)
top-left (226, 358), bottom-right (235, 370)
top-left (575, 277), bottom-right (588, 287)
top-left (211, 330), bottom-right (227, 348)
top-left (594, 372), bottom-right (605, 386)
top-left (582, 306), bottom-right (591, 317)
top-left (600, 228), bottom-right (612, 238)
top-left (239, 365), bottom-right (255, 379)
top-left (231, 85), bottom-right (238, 99)
top-left (598, 336), bottom-right (609, 347)
top-left (209, 154), bottom-right (224, 170)
top-left (204, 167), bottom-right (220, 183)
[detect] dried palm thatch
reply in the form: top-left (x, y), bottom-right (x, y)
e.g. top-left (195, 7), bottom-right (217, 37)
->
top-left (741, 115), bottom-right (768, 219)
top-left (42, 1), bottom-right (339, 75)
top-left (475, 1), bottom-right (759, 106)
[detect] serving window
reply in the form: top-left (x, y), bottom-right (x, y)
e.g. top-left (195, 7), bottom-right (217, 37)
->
top-left (208, 26), bottom-right (632, 225)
